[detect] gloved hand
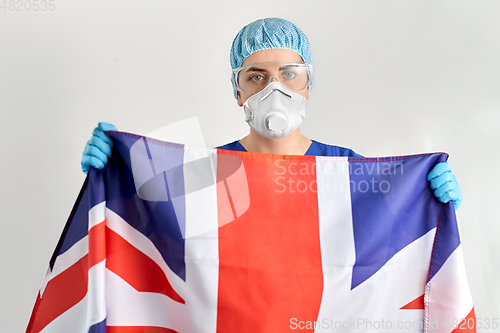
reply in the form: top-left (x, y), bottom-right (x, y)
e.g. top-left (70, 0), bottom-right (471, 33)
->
top-left (81, 122), bottom-right (117, 174)
top-left (426, 162), bottom-right (463, 210)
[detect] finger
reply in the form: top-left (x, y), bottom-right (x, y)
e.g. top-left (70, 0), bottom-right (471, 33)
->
top-left (430, 172), bottom-right (455, 190)
top-left (433, 178), bottom-right (458, 198)
top-left (81, 160), bottom-right (90, 174)
top-left (88, 133), bottom-right (113, 157)
top-left (82, 155), bottom-right (105, 170)
top-left (81, 154), bottom-right (105, 171)
top-left (446, 186), bottom-right (462, 202)
top-left (437, 191), bottom-right (453, 204)
top-left (438, 190), bottom-right (462, 205)
top-left (92, 127), bottom-right (114, 149)
top-left (84, 144), bottom-right (109, 165)
top-left (427, 162), bottom-right (451, 181)
top-left (436, 188), bottom-right (458, 203)
top-left (98, 122), bottom-right (118, 132)
top-left (89, 156), bottom-right (105, 169)
top-left (436, 185), bottom-right (462, 204)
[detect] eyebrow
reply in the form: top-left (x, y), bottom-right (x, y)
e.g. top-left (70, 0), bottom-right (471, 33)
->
top-left (244, 64), bottom-right (299, 73)
top-left (245, 67), bottom-right (267, 73)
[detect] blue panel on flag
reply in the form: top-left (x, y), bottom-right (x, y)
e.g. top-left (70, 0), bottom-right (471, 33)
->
top-left (103, 133), bottom-right (187, 281)
top-left (87, 319), bottom-right (106, 333)
top-left (348, 154), bottom-right (448, 289)
top-left (50, 177), bottom-right (90, 268)
top-left (89, 167), bottom-right (106, 208)
top-left (427, 202), bottom-right (461, 282)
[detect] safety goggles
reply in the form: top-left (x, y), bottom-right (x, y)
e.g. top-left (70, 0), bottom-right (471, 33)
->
top-left (232, 61), bottom-right (313, 95)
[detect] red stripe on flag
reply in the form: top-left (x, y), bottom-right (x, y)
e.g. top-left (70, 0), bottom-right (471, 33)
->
top-left (106, 327), bottom-right (179, 333)
top-left (451, 308), bottom-right (477, 333)
top-left (27, 255), bottom-right (89, 333)
top-left (105, 226), bottom-right (185, 304)
top-left (89, 221), bottom-right (106, 267)
top-left (400, 294), bottom-right (425, 310)
top-left (217, 152), bottom-right (323, 332)
top-left (25, 292), bottom-right (42, 333)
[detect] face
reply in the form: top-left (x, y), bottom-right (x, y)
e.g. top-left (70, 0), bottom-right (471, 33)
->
top-left (236, 49), bottom-right (310, 107)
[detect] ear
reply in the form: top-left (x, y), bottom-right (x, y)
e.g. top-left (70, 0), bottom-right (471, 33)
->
top-left (237, 91), bottom-right (243, 107)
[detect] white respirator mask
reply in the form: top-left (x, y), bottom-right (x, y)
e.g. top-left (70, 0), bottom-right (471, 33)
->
top-left (242, 82), bottom-right (306, 139)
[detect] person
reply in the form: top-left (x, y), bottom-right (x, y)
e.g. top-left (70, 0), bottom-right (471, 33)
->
top-left (81, 17), bottom-right (462, 209)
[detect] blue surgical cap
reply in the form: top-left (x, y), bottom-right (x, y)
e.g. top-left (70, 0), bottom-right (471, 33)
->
top-left (230, 18), bottom-right (313, 98)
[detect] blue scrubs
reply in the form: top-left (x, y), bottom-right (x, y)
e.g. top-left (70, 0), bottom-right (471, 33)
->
top-left (216, 139), bottom-right (362, 157)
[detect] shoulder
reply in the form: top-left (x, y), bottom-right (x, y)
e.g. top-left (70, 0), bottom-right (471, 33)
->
top-left (307, 140), bottom-right (363, 157)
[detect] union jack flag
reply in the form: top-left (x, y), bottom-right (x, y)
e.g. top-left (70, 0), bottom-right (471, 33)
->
top-left (27, 131), bottom-right (475, 332)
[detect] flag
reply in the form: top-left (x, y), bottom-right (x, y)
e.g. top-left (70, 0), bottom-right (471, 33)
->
top-left (27, 131), bottom-right (475, 333)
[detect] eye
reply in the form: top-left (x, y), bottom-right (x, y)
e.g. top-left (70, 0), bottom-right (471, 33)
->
top-left (249, 74), bottom-right (263, 82)
top-left (283, 70), bottom-right (297, 79)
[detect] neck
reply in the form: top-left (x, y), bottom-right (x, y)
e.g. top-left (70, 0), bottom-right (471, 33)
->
top-left (239, 128), bottom-right (312, 155)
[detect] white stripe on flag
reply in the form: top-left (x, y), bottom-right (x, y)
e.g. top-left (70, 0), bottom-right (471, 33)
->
top-left (105, 206), bottom-right (218, 331)
top-left (426, 244), bottom-right (474, 333)
top-left (182, 145), bottom-right (218, 239)
top-left (182, 147), bottom-right (219, 333)
top-left (315, 157), bottom-right (358, 332)
top-left (39, 261), bottom-right (107, 333)
top-left (105, 208), bottom-right (186, 291)
top-left (40, 235), bottom-right (88, 296)
top-left (87, 202), bottom-right (107, 328)
top-left (89, 201), bottom-right (106, 229)
top-left (105, 269), bottom-right (186, 330)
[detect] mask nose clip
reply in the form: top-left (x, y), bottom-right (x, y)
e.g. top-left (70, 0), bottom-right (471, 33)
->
top-left (260, 83), bottom-right (292, 101)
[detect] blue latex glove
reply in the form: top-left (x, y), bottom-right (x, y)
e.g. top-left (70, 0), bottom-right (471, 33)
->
top-left (426, 162), bottom-right (463, 210)
top-left (81, 122), bottom-right (117, 174)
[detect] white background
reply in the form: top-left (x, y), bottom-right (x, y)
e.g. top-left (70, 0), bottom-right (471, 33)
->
top-left (1, 1), bottom-right (499, 332)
